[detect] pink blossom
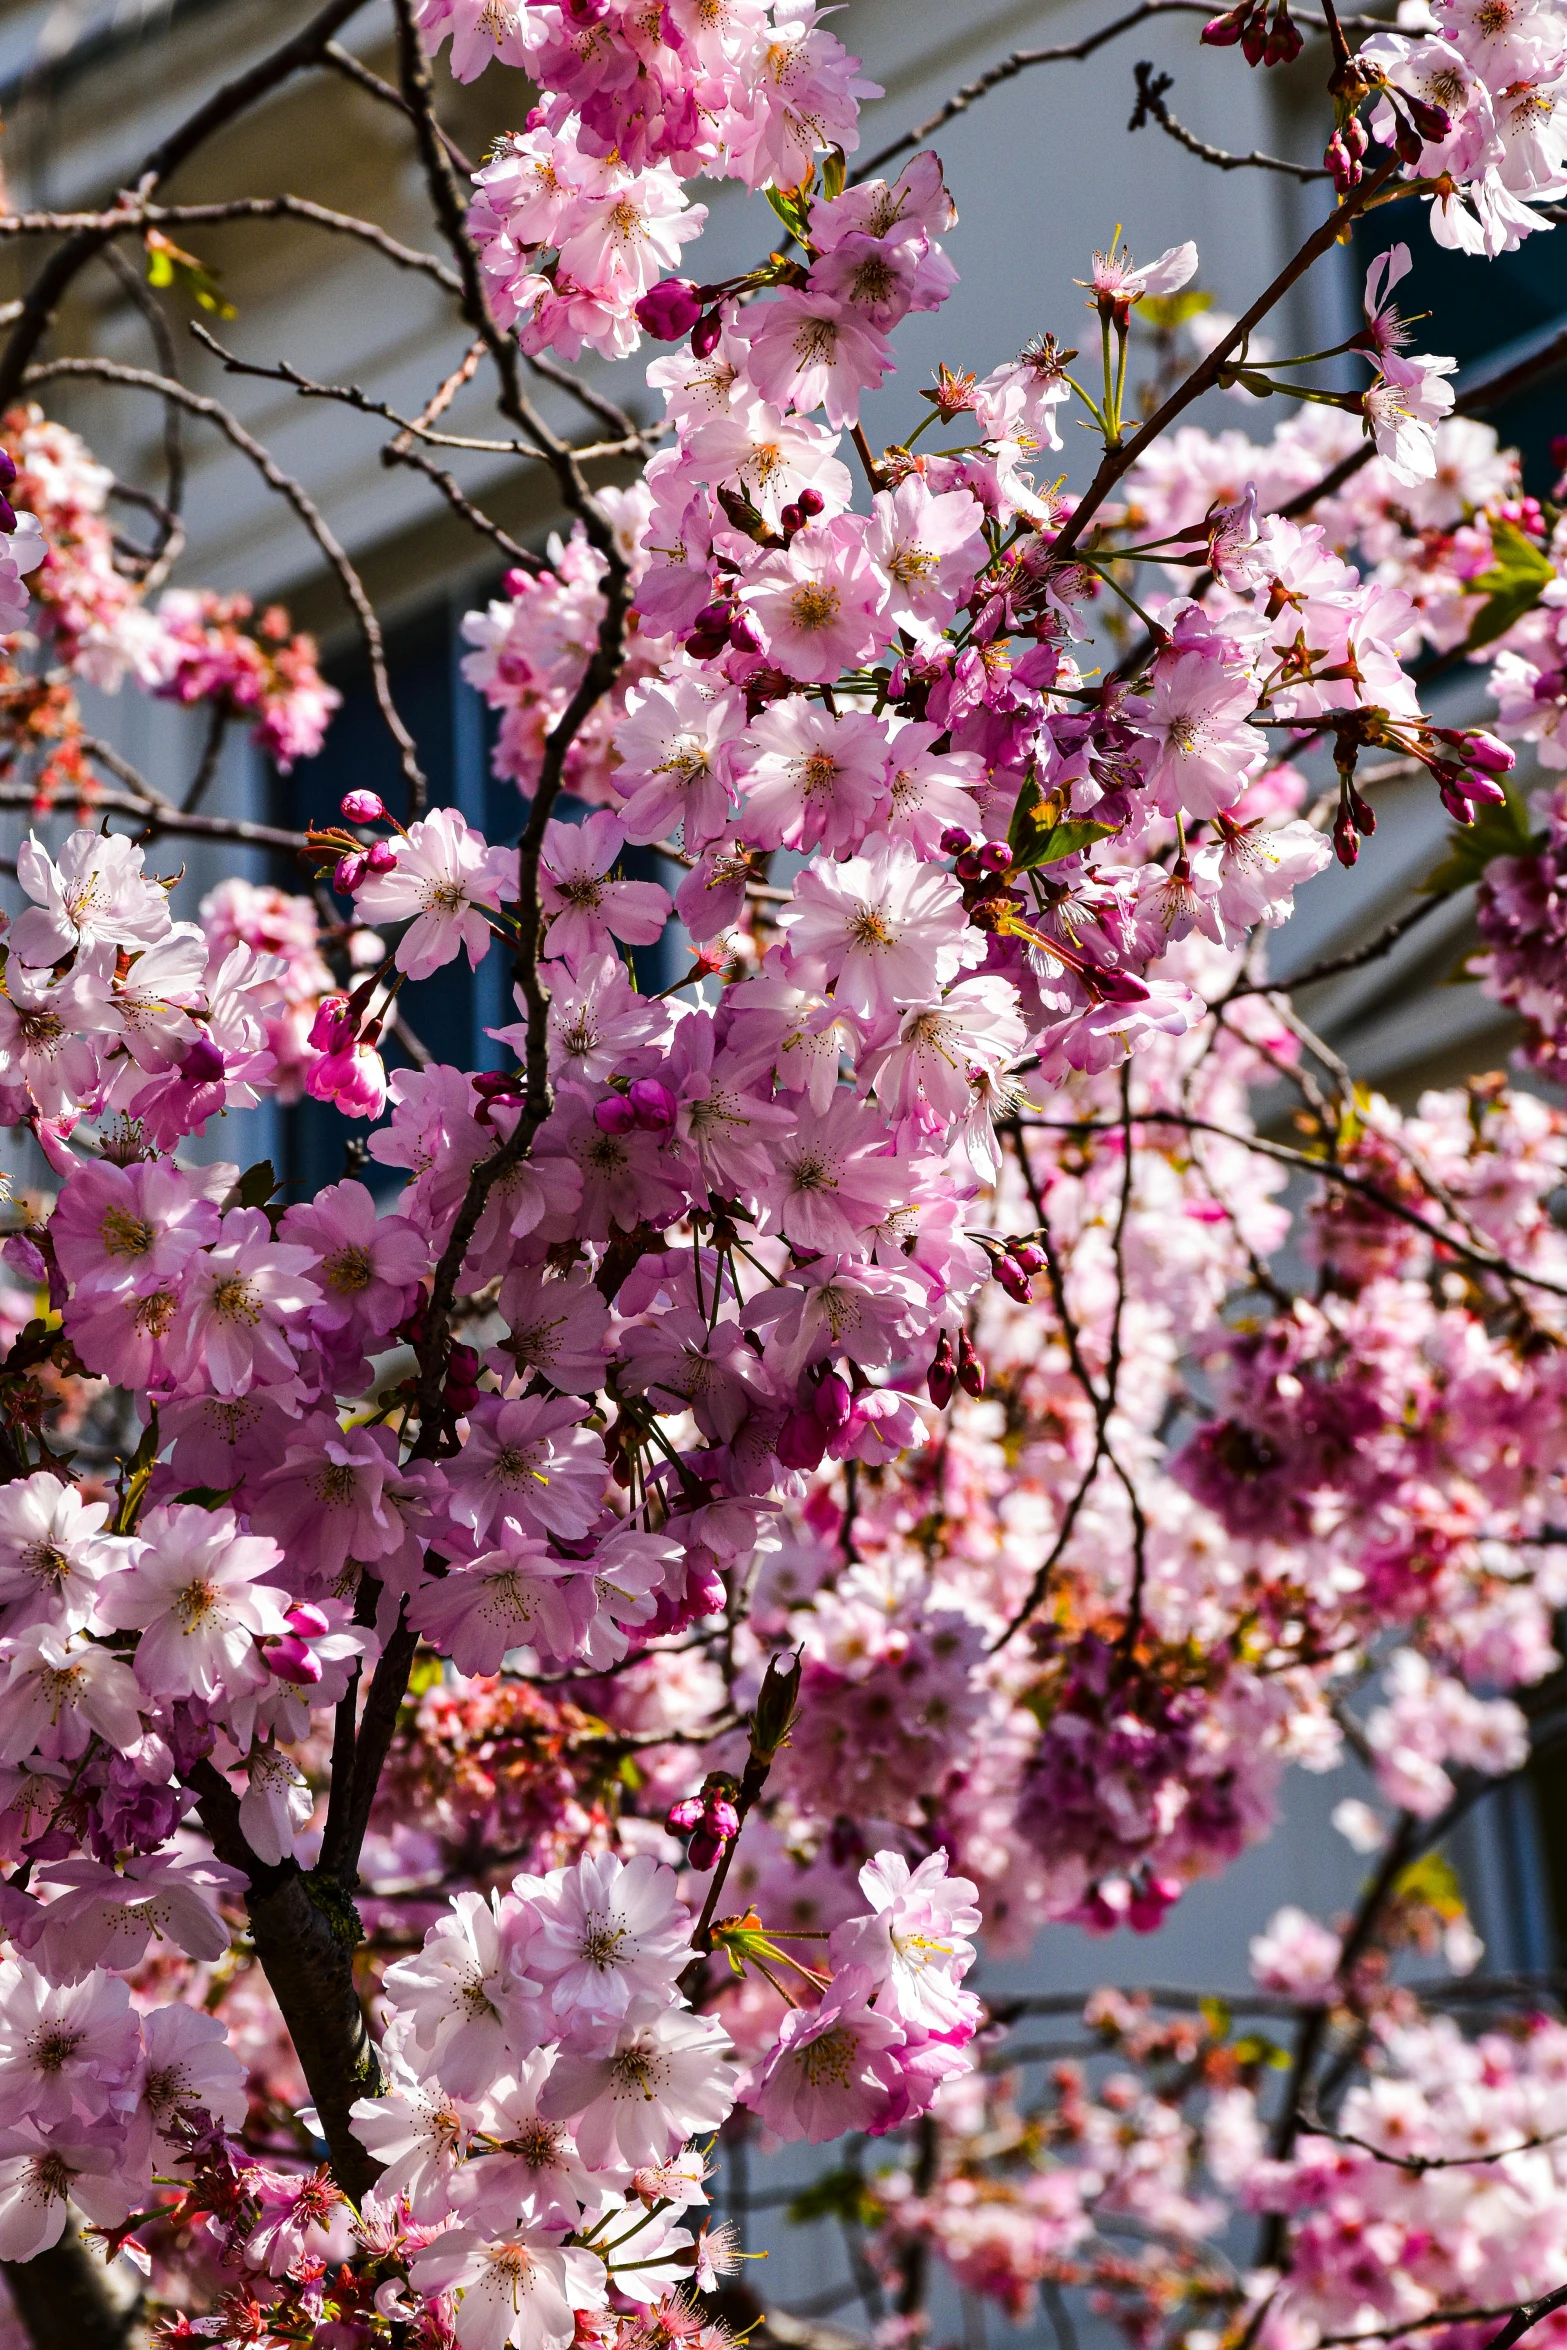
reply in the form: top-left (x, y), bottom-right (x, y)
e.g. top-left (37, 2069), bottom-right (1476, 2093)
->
top-left (164, 1209), bottom-right (321, 1396)
top-left (539, 812), bottom-right (671, 972)
top-left (738, 699), bottom-right (891, 855)
top-left (738, 1964), bottom-right (909, 2140)
top-left (778, 834), bottom-right (983, 1019)
top-left (739, 519), bottom-right (884, 683)
top-left (354, 807), bottom-right (520, 980)
top-left (96, 1503), bottom-right (289, 1702)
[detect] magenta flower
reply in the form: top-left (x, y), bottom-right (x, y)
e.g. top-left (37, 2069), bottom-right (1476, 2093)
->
top-left (737, 1965), bottom-right (909, 2142)
top-left (538, 811), bottom-right (671, 973)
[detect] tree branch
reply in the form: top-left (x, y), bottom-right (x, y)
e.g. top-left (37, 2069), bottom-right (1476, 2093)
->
top-left (1128, 61), bottom-right (1330, 179)
top-left (22, 354), bottom-right (425, 808)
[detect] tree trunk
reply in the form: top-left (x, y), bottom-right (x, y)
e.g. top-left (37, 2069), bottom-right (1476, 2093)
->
top-left (3, 2218), bottom-right (149, 2350)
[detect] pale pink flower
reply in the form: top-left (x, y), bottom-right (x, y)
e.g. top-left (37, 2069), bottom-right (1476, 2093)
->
top-left (778, 834), bottom-right (983, 1019)
top-left (761, 1094), bottom-right (910, 1254)
top-left (165, 1208), bottom-right (320, 1396)
top-left (96, 1503), bottom-right (290, 1702)
top-left (495, 1263), bottom-right (613, 1395)
top-left (877, 724), bottom-right (985, 853)
top-left (409, 1545), bottom-right (588, 1673)
top-left (539, 2005), bottom-right (736, 2170)
top-left (0, 1628), bottom-right (143, 1763)
top-left (382, 1889), bottom-right (542, 2098)
top-left (446, 1393), bottom-right (607, 1545)
top-left (739, 518), bottom-right (883, 683)
top-left (523, 1853), bottom-right (692, 2024)
top-left (686, 400), bottom-right (853, 527)
top-left (238, 1743), bottom-right (314, 1866)
top-left (409, 2227), bottom-right (608, 2350)
top-left (738, 699), bottom-right (891, 856)
top-left (350, 2043), bottom-right (475, 2222)
top-left (528, 951), bottom-right (672, 1086)
top-left (11, 828), bottom-right (172, 965)
top-left (354, 807), bottom-right (520, 980)
top-left (0, 2119), bottom-right (130, 2260)
top-left (279, 1176), bottom-right (428, 1339)
top-left (737, 1964), bottom-right (908, 2140)
top-left (51, 1157), bottom-right (220, 1295)
top-left (1249, 1905), bottom-right (1343, 1998)
top-left (1125, 645), bottom-right (1267, 817)
top-left (865, 478), bottom-right (987, 643)
top-left (0, 1473), bottom-right (134, 1634)
top-left (617, 1309), bottom-right (767, 1444)
top-left (460, 2053), bottom-right (600, 2233)
top-left (828, 1851), bottom-right (983, 2037)
top-left (745, 289), bottom-right (895, 426)
top-left (539, 812), bottom-right (670, 973)
top-left (0, 1961), bottom-right (139, 2125)
top-left (863, 978), bottom-right (1027, 1127)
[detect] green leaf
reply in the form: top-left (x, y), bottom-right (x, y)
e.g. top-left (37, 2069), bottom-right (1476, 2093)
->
top-left (145, 230), bottom-right (237, 319)
top-left (1139, 288), bottom-right (1214, 332)
top-left (764, 184), bottom-right (811, 243)
top-left (1233, 2034), bottom-right (1292, 2070)
top-left (1418, 781), bottom-right (1538, 898)
top-left (1007, 772), bottom-right (1118, 871)
top-left (786, 2167), bottom-right (885, 2230)
top-left (172, 1484), bottom-right (243, 1511)
top-left (1199, 1995), bottom-right (1231, 2041)
top-left (820, 147), bottom-right (847, 202)
top-left (1392, 1850), bottom-right (1465, 1920)
top-left (1016, 817), bottom-right (1117, 873)
top-left (1463, 518), bottom-right (1554, 653)
top-left (232, 1158), bottom-right (279, 1211)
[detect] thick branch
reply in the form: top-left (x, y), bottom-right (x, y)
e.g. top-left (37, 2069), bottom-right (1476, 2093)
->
top-left (3, 2219), bottom-right (148, 2350)
top-left (187, 1758), bottom-right (382, 2203)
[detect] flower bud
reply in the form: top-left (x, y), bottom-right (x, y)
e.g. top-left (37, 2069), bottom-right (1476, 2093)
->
top-left (978, 840), bottom-right (1013, 873)
top-left (728, 610), bottom-right (763, 653)
top-left (182, 1037), bottom-right (227, 1085)
top-left (309, 996), bottom-right (356, 1053)
top-left (690, 310), bottom-right (724, 359)
top-left (365, 839), bottom-right (399, 874)
top-left (927, 1331), bottom-right (956, 1408)
top-left (704, 1794), bottom-right (740, 1842)
top-left (1011, 1241), bottom-right (1046, 1276)
top-left (1128, 1873), bottom-right (1182, 1932)
top-left (628, 1077), bottom-right (678, 1132)
top-left (635, 278), bottom-right (705, 340)
top-left (666, 1795), bottom-right (705, 1833)
top-left (776, 1407), bottom-right (829, 1471)
top-left (940, 826), bottom-right (974, 855)
top-left (1465, 731), bottom-right (1515, 775)
top-left (995, 1256), bottom-right (1033, 1303)
top-left (778, 502), bottom-right (804, 538)
top-left (269, 1634), bottom-right (324, 1686)
top-left (813, 1370), bottom-right (852, 1432)
top-left (339, 789), bottom-right (386, 822)
top-left (0, 448), bottom-right (17, 491)
top-left (287, 1603), bottom-right (331, 1638)
top-left (1332, 803), bottom-right (1360, 867)
top-left (954, 850), bottom-right (984, 884)
top-left (749, 1647), bottom-right (803, 1764)
top-left (797, 488), bottom-right (824, 518)
top-left (957, 1329), bottom-right (986, 1398)
top-left (687, 1824), bottom-right (724, 1870)
top-left (594, 1094), bottom-right (639, 1135)
top-left (333, 851), bottom-right (367, 895)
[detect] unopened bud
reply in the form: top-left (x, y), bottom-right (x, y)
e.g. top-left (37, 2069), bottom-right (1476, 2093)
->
top-left (334, 852), bottom-right (367, 895)
top-left (628, 1077), bottom-right (678, 1132)
top-left (268, 1634), bottom-right (323, 1686)
top-left (365, 839), bottom-right (399, 874)
top-left (749, 1648), bottom-right (803, 1764)
top-left (1465, 730), bottom-right (1515, 776)
top-left (690, 310), bottom-right (724, 359)
top-left (687, 1825), bottom-right (724, 1870)
top-left (182, 1037), bottom-right (226, 1085)
top-left (1332, 803), bottom-right (1360, 867)
top-left (594, 1094), bottom-right (639, 1135)
top-left (728, 610), bottom-right (763, 653)
top-left (957, 1329), bottom-right (986, 1398)
top-left (995, 1256), bottom-right (1033, 1303)
top-left (927, 1331), bottom-right (956, 1408)
top-left (340, 789), bottom-right (387, 823)
top-left (1011, 1241), bottom-right (1046, 1276)
top-left (813, 1370), bottom-right (852, 1432)
top-left (776, 1407), bottom-right (829, 1471)
top-left (978, 840), bottom-right (1013, 873)
top-left (797, 488), bottom-right (824, 518)
top-left (666, 1795), bottom-right (705, 1833)
top-left (939, 826), bottom-right (974, 855)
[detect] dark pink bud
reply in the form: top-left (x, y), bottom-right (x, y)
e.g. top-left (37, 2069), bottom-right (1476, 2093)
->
top-left (1201, 5), bottom-right (1244, 41)
top-left (636, 278), bottom-right (706, 340)
top-left (1439, 781), bottom-right (1477, 824)
top-left (777, 1406), bottom-right (830, 1471)
top-left (1466, 730), bottom-right (1515, 775)
top-left (813, 1370), bottom-right (852, 1432)
top-left (333, 852), bottom-right (367, 895)
top-left (269, 1635), bottom-right (323, 1686)
top-left (927, 1332), bottom-right (956, 1408)
top-left (1011, 1241), bottom-right (1046, 1275)
top-left (628, 1078), bottom-right (677, 1131)
top-left (340, 789), bottom-right (387, 823)
top-left (182, 1037), bottom-right (226, 1085)
top-left (690, 310), bottom-right (724, 359)
top-left (1404, 93), bottom-right (1450, 140)
top-left (287, 1603), bottom-right (331, 1638)
top-left (0, 448), bottom-right (17, 490)
top-left (1343, 114), bottom-right (1369, 158)
top-left (704, 1795), bottom-right (740, 1842)
top-left (1128, 1874), bottom-right (1183, 1932)
top-left (1091, 966), bottom-right (1151, 1005)
top-left (2, 1233), bottom-right (46, 1285)
top-left (728, 610), bottom-right (763, 653)
top-left (1333, 804), bottom-right (1360, 867)
top-left (687, 1825), bottom-right (724, 1870)
top-left (978, 840), bottom-right (1013, 873)
top-left (309, 997), bottom-right (355, 1052)
top-left (940, 826), bottom-right (974, 855)
top-left (448, 1343), bottom-right (481, 1385)
top-left (0, 497), bottom-right (16, 535)
top-left (797, 488), bottom-right (824, 519)
top-left (365, 839), bottom-right (399, 874)
top-left (954, 850), bottom-right (984, 883)
top-left (995, 1257), bottom-right (1032, 1303)
top-left (666, 1795), bottom-right (705, 1833)
top-left (957, 1330), bottom-right (986, 1399)
top-left (594, 1094), bottom-right (638, 1134)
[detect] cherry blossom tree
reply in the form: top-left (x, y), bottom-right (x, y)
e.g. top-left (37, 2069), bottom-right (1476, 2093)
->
top-left (0, 0), bottom-right (1565, 2345)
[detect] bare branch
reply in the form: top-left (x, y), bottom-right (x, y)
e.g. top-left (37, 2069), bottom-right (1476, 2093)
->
top-left (0, 197), bottom-right (466, 294)
top-left (320, 36), bottom-right (475, 175)
top-left (1128, 61), bottom-right (1331, 179)
top-left (0, 771), bottom-right (310, 856)
top-left (0, 0), bottom-right (372, 411)
top-left (99, 246), bottom-right (186, 588)
top-left (23, 354), bottom-right (426, 809)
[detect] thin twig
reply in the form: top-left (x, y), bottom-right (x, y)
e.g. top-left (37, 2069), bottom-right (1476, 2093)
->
top-left (321, 37), bottom-right (475, 174)
top-left (23, 354), bottom-right (425, 808)
top-left (0, 196), bottom-right (466, 293)
top-left (1127, 62), bottom-right (1330, 179)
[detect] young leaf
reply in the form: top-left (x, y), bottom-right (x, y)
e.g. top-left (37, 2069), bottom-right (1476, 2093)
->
top-left (145, 229), bottom-right (237, 319)
top-left (1418, 783), bottom-right (1538, 898)
top-left (1015, 817), bottom-right (1118, 873)
top-left (1463, 518), bottom-right (1554, 654)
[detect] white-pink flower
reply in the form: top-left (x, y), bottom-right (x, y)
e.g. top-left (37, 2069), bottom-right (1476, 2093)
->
top-left (737, 1964), bottom-right (908, 2141)
top-left (0, 1473), bottom-right (133, 1635)
top-left (408, 2227), bottom-right (607, 2350)
top-left (522, 1853), bottom-right (692, 2024)
top-left (96, 1503), bottom-right (290, 1702)
top-left (778, 833), bottom-right (983, 1019)
top-left (539, 812), bottom-right (670, 973)
top-left (354, 807), bottom-right (520, 980)
top-left (739, 518), bottom-right (883, 684)
top-left (165, 1209), bottom-right (321, 1396)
